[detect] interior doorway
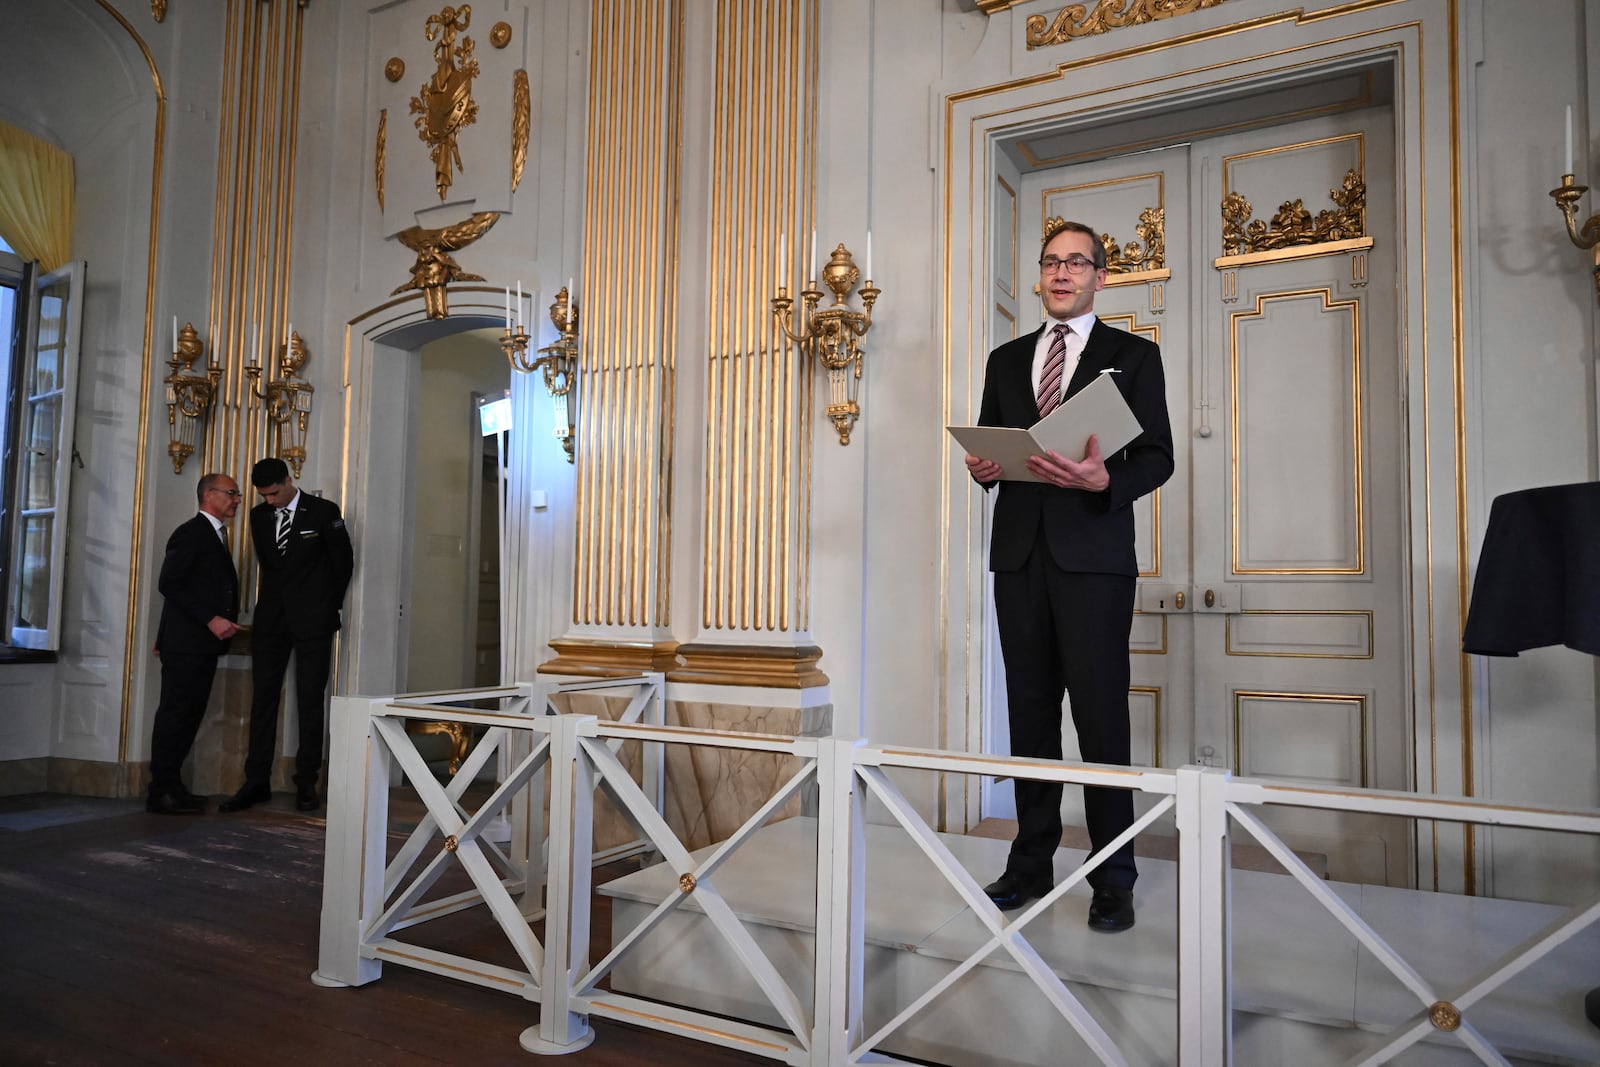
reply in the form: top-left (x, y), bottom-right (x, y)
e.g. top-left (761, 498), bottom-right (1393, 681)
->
top-left (402, 330), bottom-right (511, 693)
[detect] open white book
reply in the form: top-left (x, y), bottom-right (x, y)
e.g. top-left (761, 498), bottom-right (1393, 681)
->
top-left (947, 372), bottom-right (1143, 483)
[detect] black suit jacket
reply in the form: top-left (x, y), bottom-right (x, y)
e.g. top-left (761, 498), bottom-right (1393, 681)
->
top-left (250, 492), bottom-right (355, 640)
top-left (978, 319), bottom-right (1174, 576)
top-left (155, 514), bottom-right (239, 656)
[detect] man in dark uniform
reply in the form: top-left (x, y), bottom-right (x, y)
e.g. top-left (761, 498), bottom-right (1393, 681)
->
top-left (148, 472), bottom-right (242, 814)
top-left (964, 219), bottom-right (1174, 930)
top-left (220, 457), bottom-right (354, 813)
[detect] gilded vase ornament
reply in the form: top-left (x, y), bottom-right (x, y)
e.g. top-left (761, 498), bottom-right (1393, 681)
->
top-left (376, 109), bottom-right (387, 212)
top-left (410, 5), bottom-right (481, 201)
top-left (1221, 168), bottom-right (1367, 256)
top-left (511, 69), bottom-right (530, 190)
top-left (1027, 0), bottom-right (1229, 49)
top-left (390, 210), bottom-right (501, 319)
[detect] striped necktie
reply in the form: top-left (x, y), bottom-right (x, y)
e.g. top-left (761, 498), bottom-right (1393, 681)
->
top-left (1037, 323), bottom-right (1070, 417)
top-left (274, 507), bottom-right (291, 554)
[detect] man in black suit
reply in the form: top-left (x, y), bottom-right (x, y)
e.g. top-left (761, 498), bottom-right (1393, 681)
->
top-left (964, 219), bottom-right (1174, 930)
top-left (148, 472), bottom-right (242, 814)
top-left (220, 458), bottom-right (354, 813)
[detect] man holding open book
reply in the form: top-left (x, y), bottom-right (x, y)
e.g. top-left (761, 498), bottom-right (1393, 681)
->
top-left (963, 218), bottom-right (1174, 930)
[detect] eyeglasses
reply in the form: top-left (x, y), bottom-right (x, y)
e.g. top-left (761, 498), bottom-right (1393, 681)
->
top-left (208, 488), bottom-right (243, 498)
top-left (1039, 254), bottom-right (1097, 275)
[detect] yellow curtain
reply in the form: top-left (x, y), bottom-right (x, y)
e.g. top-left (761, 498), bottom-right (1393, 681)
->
top-left (0, 119), bottom-right (74, 271)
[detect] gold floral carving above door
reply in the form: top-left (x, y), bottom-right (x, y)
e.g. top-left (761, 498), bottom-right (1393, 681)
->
top-left (410, 5), bottom-right (481, 201)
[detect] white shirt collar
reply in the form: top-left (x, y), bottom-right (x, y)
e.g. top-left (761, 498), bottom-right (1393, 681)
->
top-left (278, 489), bottom-right (302, 515)
top-left (200, 511), bottom-right (226, 532)
top-left (1046, 311), bottom-right (1097, 338)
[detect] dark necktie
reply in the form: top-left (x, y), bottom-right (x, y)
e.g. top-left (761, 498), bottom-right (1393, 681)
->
top-left (275, 507), bottom-right (291, 554)
top-left (1037, 323), bottom-right (1070, 417)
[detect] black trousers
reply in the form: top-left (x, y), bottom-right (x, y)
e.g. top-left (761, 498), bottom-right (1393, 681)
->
top-left (149, 652), bottom-right (219, 796)
top-left (993, 534), bottom-right (1137, 891)
top-left (244, 629), bottom-right (334, 790)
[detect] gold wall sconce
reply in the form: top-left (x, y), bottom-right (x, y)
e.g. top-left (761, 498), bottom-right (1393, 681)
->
top-left (164, 320), bottom-right (223, 474)
top-left (771, 240), bottom-right (882, 445)
top-left (246, 328), bottom-right (315, 478)
top-left (1551, 106), bottom-right (1599, 305)
top-left (1550, 174), bottom-right (1600, 305)
top-left (503, 285), bottom-right (579, 462)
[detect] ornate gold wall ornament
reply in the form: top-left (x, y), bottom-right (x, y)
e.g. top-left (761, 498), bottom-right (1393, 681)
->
top-left (375, 109), bottom-right (387, 211)
top-left (410, 5), bottom-right (481, 201)
top-left (511, 69), bottom-right (530, 191)
top-left (246, 331), bottom-right (317, 478)
top-left (490, 21), bottom-right (512, 48)
top-left (165, 322), bottom-right (223, 474)
top-left (1221, 168), bottom-right (1367, 257)
top-left (1026, 0), bottom-right (1229, 49)
top-left (772, 243), bottom-right (883, 446)
top-left (385, 57), bottom-right (405, 83)
top-left (151, 0), bottom-right (167, 23)
top-left (389, 210), bottom-right (500, 319)
top-left (1428, 1001), bottom-right (1461, 1031)
top-left (1549, 174), bottom-right (1600, 305)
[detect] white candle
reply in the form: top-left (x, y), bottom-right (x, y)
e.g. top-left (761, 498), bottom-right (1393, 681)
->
top-left (172, 316), bottom-right (178, 353)
top-left (516, 280), bottom-right (523, 330)
top-left (251, 321), bottom-right (260, 367)
top-left (287, 321), bottom-right (294, 347)
top-left (809, 229), bottom-right (817, 280)
top-left (505, 286), bottom-right (511, 330)
top-left (779, 233), bottom-right (787, 281)
top-left (568, 276), bottom-right (574, 304)
top-left (866, 231), bottom-right (873, 279)
top-left (1566, 104), bottom-right (1574, 175)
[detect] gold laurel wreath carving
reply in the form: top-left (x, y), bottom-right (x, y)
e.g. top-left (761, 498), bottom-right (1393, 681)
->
top-left (1040, 208), bottom-right (1165, 274)
top-left (512, 69), bottom-right (530, 191)
top-left (1026, 0), bottom-right (1230, 50)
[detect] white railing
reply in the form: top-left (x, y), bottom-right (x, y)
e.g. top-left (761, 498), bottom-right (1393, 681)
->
top-left (314, 679), bottom-right (1600, 1065)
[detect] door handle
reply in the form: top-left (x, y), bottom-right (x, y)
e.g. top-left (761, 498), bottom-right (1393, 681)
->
top-left (1204, 589), bottom-right (1215, 609)
top-left (1175, 591), bottom-right (1186, 610)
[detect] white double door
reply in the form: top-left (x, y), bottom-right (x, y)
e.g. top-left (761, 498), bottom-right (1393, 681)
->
top-left (985, 106), bottom-right (1411, 886)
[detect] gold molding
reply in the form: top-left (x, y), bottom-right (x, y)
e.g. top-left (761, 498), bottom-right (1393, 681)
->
top-left (1214, 234), bottom-right (1372, 270)
top-left (540, 638), bottom-right (683, 677)
top-left (668, 643), bottom-right (829, 689)
top-left (1233, 689), bottom-right (1369, 786)
top-left (375, 108), bottom-right (387, 211)
top-left (410, 5), bottom-right (480, 201)
top-left (95, 0), bottom-right (165, 763)
top-left (1131, 685), bottom-right (1163, 767)
top-left (385, 57), bottom-right (405, 82)
top-left (1027, 0), bottom-right (1232, 51)
top-left (511, 69), bottom-right (530, 190)
top-left (996, 174), bottom-right (1017, 298)
top-left (151, 0), bottom-right (166, 23)
top-left (1229, 287), bottom-right (1364, 575)
top-left (490, 21), bottom-right (512, 48)
top-left (390, 211), bottom-right (500, 319)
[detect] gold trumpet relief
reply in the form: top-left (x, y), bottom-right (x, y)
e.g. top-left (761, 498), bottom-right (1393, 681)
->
top-left (1222, 168), bottom-right (1367, 256)
top-left (411, 5), bottom-right (481, 201)
top-left (512, 69), bottom-right (530, 191)
top-left (391, 210), bottom-right (501, 319)
top-left (1027, 0), bottom-right (1230, 49)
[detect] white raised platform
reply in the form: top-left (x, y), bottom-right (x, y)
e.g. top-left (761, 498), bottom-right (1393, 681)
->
top-left (599, 817), bottom-right (1600, 1066)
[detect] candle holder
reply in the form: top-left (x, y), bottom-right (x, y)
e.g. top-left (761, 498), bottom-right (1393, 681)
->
top-left (1549, 174), bottom-right (1600, 305)
top-left (503, 286), bottom-right (579, 462)
top-left (164, 321), bottom-right (223, 474)
top-left (245, 330), bottom-right (315, 478)
top-left (771, 243), bottom-right (882, 445)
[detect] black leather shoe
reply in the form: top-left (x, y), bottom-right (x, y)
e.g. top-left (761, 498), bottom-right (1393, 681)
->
top-left (295, 787), bottom-right (320, 812)
top-left (982, 870), bottom-right (1054, 911)
top-left (146, 790), bottom-right (204, 815)
top-left (1087, 887), bottom-right (1135, 932)
top-left (218, 784), bottom-right (272, 813)
top-left (176, 788), bottom-right (208, 809)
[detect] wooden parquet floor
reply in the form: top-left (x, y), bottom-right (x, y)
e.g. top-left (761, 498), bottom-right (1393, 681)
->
top-left (0, 792), bottom-right (767, 1066)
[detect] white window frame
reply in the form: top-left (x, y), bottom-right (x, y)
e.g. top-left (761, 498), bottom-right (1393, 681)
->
top-left (6, 260), bottom-right (85, 650)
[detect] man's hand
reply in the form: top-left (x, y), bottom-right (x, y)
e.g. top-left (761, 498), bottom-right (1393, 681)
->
top-left (965, 453), bottom-right (1002, 483)
top-left (208, 616), bottom-right (239, 640)
top-left (1026, 434), bottom-right (1110, 492)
